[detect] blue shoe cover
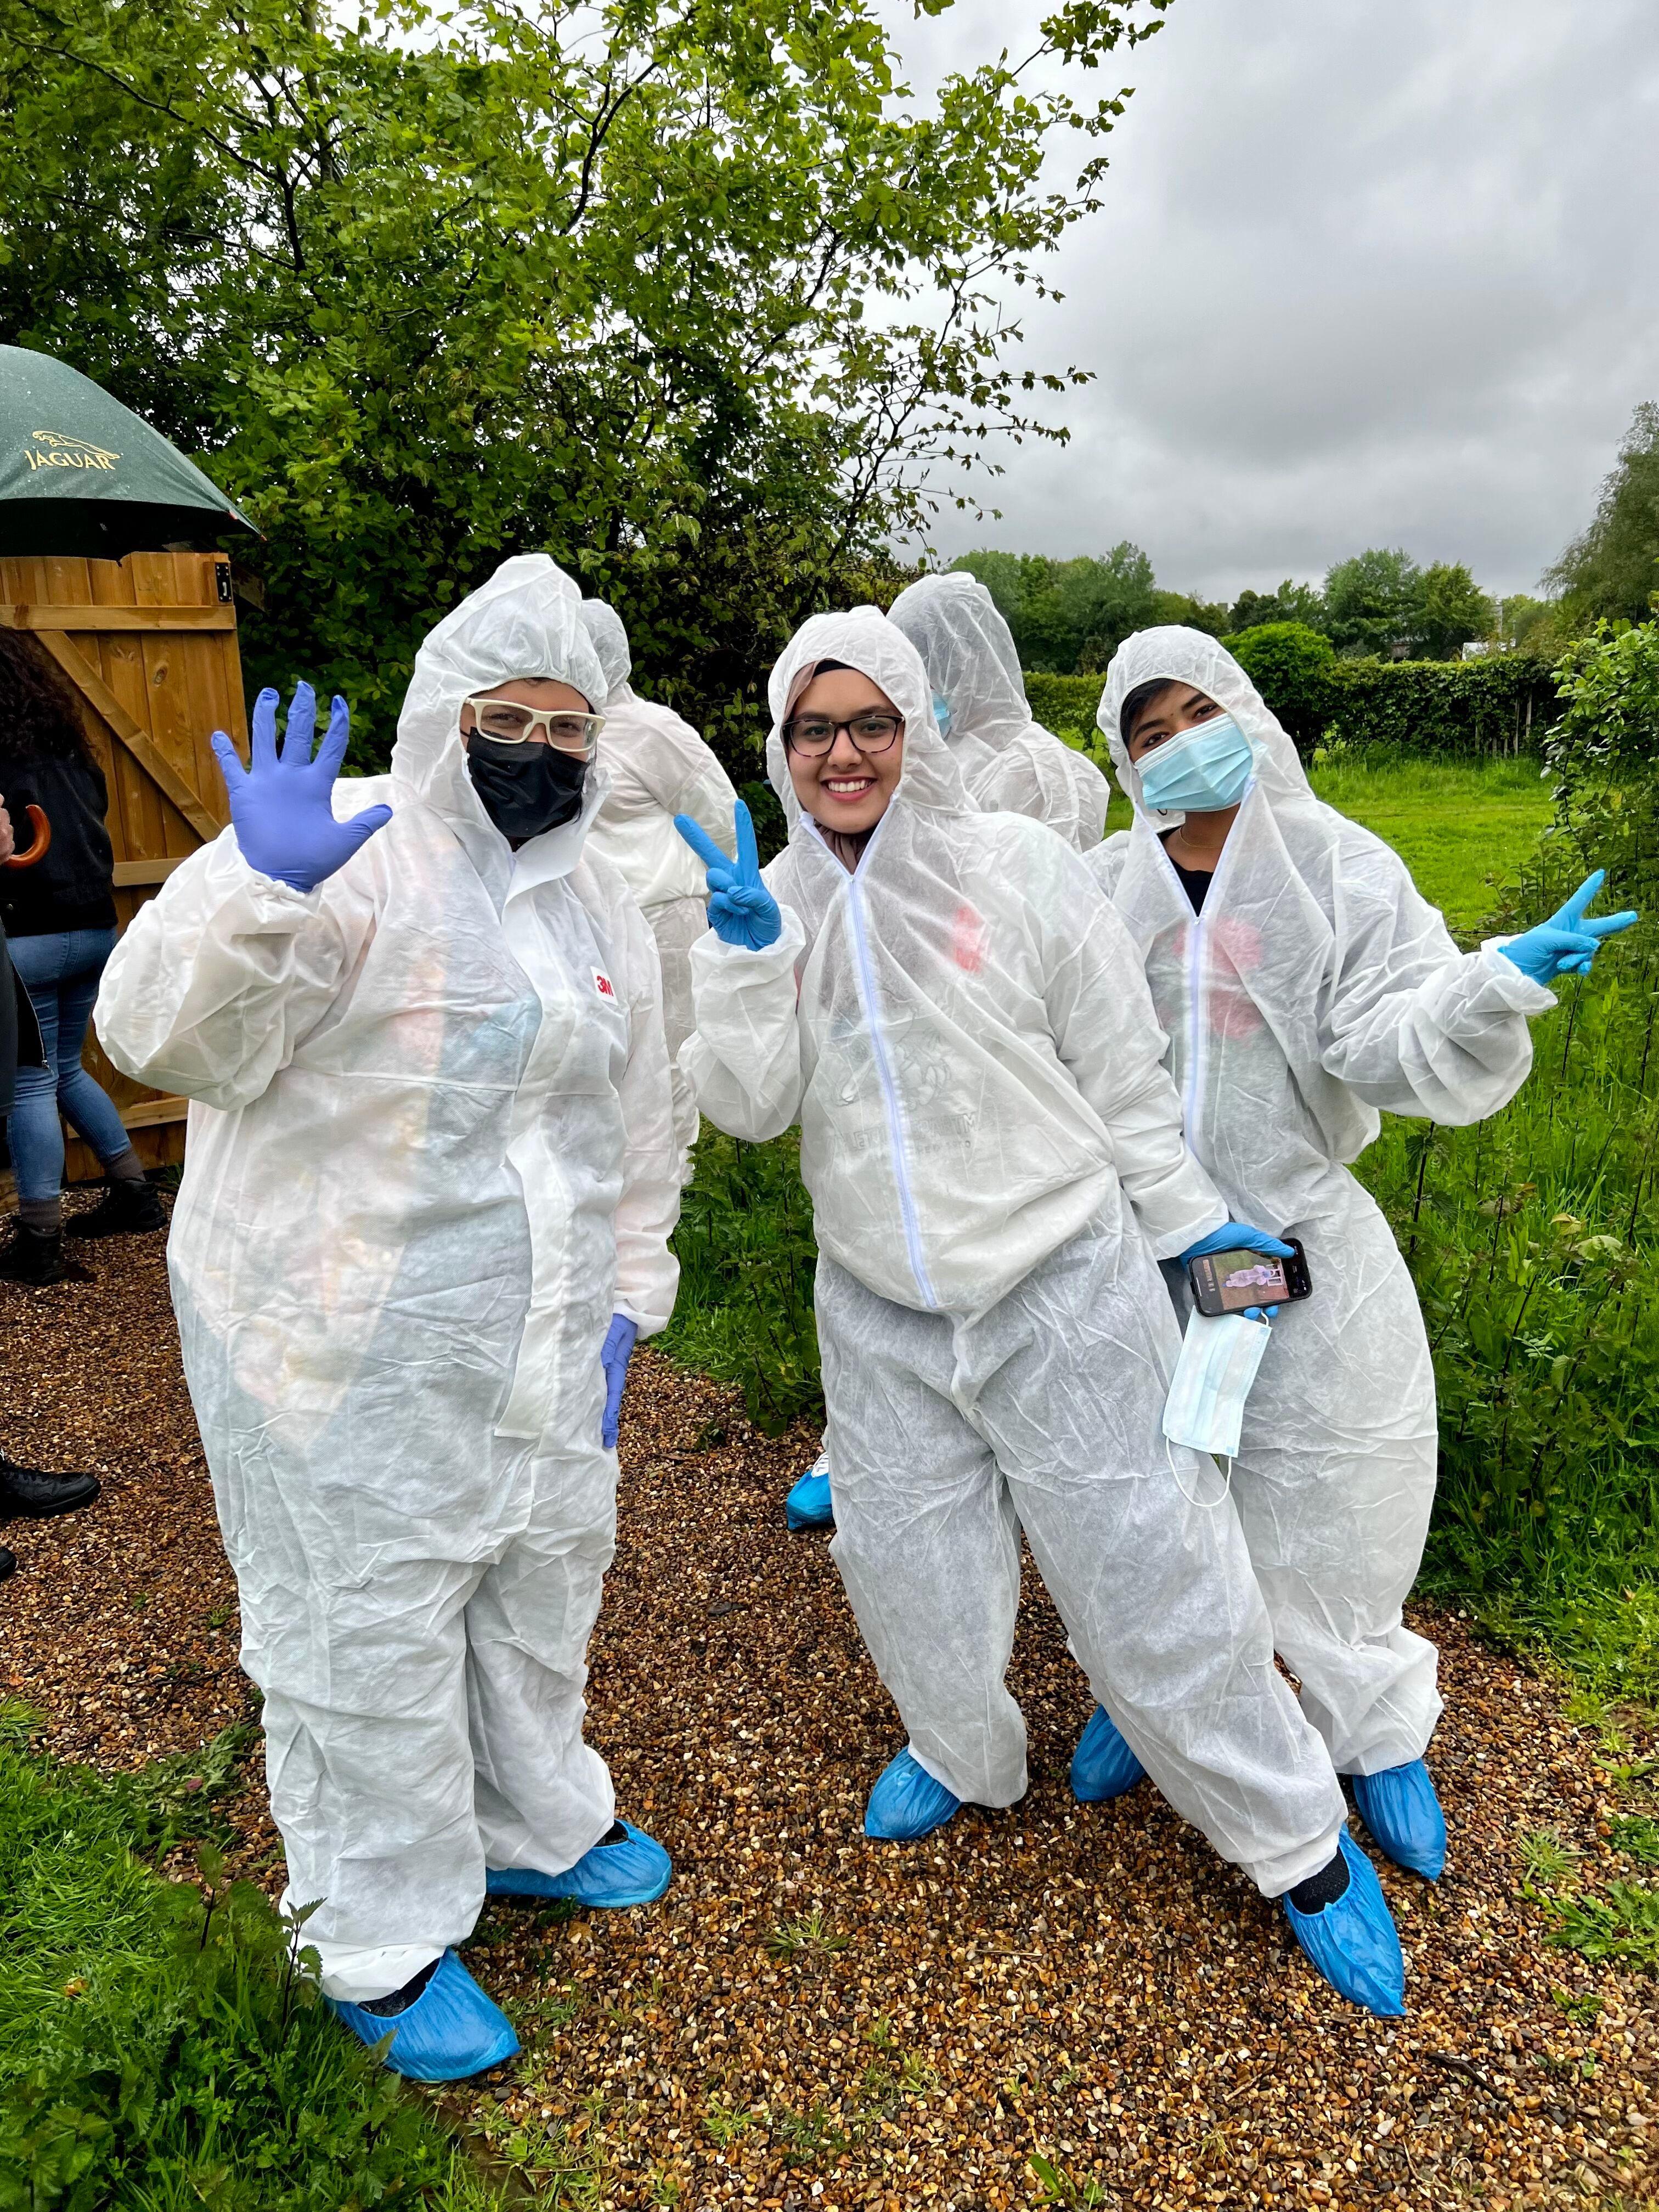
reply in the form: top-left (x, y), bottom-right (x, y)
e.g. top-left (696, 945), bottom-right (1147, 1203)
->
top-left (1350, 1758), bottom-right (1447, 1880)
top-left (1070, 1704), bottom-right (1148, 1803)
top-left (865, 1748), bottom-right (961, 1840)
top-left (486, 1820), bottom-right (672, 1909)
top-left (331, 1950), bottom-right (518, 2081)
top-left (786, 1466), bottom-right (834, 1532)
top-left (1283, 1831), bottom-right (1406, 2018)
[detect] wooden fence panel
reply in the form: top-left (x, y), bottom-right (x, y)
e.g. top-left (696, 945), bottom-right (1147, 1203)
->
top-left (1, 550), bottom-right (248, 1180)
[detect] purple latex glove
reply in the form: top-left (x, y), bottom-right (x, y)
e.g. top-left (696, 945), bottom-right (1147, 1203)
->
top-left (210, 683), bottom-right (391, 894)
top-left (601, 1314), bottom-right (638, 1449)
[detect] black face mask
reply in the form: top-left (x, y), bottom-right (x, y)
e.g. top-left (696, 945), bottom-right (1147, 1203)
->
top-left (465, 733), bottom-right (588, 844)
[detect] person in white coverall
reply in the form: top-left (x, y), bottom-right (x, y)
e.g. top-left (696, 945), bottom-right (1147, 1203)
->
top-left (578, 597), bottom-right (738, 1181)
top-left (95, 556), bottom-right (682, 2083)
top-left (672, 607), bottom-right (1413, 2016)
top-left (1080, 626), bottom-right (1636, 1886)
top-left (781, 571), bottom-right (1116, 1534)
top-left (889, 569), bottom-right (1113, 851)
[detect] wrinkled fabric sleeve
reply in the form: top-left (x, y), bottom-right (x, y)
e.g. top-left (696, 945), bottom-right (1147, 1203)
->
top-left (1039, 858), bottom-right (1229, 1257)
top-left (680, 906), bottom-right (808, 1144)
top-left (1319, 839), bottom-right (1556, 1123)
top-left (608, 880), bottom-right (682, 1335)
top-left (620, 710), bottom-right (738, 850)
top-left (93, 830), bottom-right (368, 1113)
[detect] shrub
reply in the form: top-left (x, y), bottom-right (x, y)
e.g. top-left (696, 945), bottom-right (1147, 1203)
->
top-left (1021, 647), bottom-right (1558, 763)
top-left (1227, 622), bottom-right (1335, 749)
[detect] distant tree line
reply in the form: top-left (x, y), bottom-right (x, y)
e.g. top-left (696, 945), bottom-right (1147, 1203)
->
top-left (955, 400), bottom-right (1659, 677)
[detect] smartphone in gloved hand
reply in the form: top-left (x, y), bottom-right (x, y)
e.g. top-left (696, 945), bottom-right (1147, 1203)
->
top-left (1188, 1238), bottom-right (1311, 1317)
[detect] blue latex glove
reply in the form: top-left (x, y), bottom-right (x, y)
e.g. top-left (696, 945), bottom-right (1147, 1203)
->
top-left (1500, 869), bottom-right (1637, 983)
top-left (211, 684), bottom-right (392, 894)
top-left (1179, 1221), bottom-right (1295, 1264)
top-left (600, 1313), bottom-right (637, 1449)
top-left (673, 799), bottom-right (782, 950)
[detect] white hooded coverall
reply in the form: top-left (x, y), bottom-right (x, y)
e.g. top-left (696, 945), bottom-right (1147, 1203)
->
top-left (1091, 628), bottom-right (1556, 1777)
top-left (682, 608), bottom-right (1346, 1896)
top-left (95, 556), bottom-right (681, 2001)
top-left (888, 570), bottom-right (1113, 853)
top-left (578, 598), bottom-right (738, 1178)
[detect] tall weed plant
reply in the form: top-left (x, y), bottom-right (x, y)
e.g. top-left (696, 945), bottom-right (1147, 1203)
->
top-left (1358, 619), bottom-right (1659, 1692)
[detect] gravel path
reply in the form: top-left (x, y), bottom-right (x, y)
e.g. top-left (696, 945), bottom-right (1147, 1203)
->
top-left (2, 1218), bottom-right (1655, 2208)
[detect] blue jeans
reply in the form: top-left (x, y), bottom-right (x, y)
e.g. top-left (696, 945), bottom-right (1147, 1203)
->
top-left (6, 928), bottom-right (133, 1201)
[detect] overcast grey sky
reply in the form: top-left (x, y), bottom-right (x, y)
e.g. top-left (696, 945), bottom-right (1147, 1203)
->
top-left (884, 0), bottom-right (1659, 600)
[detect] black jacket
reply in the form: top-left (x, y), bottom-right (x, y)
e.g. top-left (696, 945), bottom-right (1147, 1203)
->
top-left (0, 752), bottom-right (117, 939)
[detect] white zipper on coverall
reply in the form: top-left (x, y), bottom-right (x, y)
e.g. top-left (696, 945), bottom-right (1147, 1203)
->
top-left (806, 815), bottom-right (939, 1310)
top-left (1152, 785), bottom-right (1253, 1152)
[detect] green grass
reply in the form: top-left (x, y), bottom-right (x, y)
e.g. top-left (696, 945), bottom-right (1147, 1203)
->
top-left (1308, 751), bottom-right (1555, 935)
top-left (0, 1705), bottom-right (508, 2210)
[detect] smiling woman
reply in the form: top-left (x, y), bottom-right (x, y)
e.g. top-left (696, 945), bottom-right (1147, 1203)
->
top-left (781, 660), bottom-right (906, 872)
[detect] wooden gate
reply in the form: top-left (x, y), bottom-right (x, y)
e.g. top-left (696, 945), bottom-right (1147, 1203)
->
top-left (1, 550), bottom-right (250, 1177)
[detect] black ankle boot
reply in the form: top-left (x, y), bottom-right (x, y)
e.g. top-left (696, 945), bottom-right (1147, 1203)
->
top-left (67, 1178), bottom-right (167, 1238)
top-left (0, 1226), bottom-right (90, 1286)
top-left (0, 1453), bottom-right (101, 1519)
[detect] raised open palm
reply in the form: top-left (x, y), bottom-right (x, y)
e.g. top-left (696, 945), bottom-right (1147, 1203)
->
top-left (211, 683), bottom-right (392, 895)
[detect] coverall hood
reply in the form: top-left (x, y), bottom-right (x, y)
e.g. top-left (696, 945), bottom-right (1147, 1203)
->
top-left (579, 597), bottom-right (634, 705)
top-left (1098, 626), bottom-right (1312, 826)
top-left (887, 572), bottom-right (1032, 754)
top-left (392, 555), bottom-right (612, 883)
top-left (763, 605), bottom-right (967, 834)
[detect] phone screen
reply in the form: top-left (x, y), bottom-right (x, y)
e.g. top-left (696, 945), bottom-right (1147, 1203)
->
top-left (1201, 1249), bottom-right (1290, 1311)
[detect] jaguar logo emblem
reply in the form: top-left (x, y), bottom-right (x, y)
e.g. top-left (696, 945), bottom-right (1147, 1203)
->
top-left (23, 430), bottom-right (121, 474)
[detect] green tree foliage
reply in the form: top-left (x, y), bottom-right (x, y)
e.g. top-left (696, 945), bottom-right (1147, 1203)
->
top-left (1417, 560), bottom-right (1497, 660)
top-left (1547, 401), bottom-right (1659, 624)
top-left (950, 543), bottom-right (1160, 672)
top-left (1150, 588), bottom-right (1229, 637)
top-left (0, 0), bottom-right (1172, 772)
top-left (1228, 578), bottom-right (1325, 634)
top-left (1226, 620), bottom-right (1335, 748)
top-left (1551, 618), bottom-right (1659, 785)
top-left (1323, 546), bottom-right (1424, 658)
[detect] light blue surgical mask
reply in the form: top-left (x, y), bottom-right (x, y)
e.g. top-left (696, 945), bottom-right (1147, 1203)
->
top-left (1163, 1307), bottom-right (1272, 1465)
top-left (1137, 712), bottom-right (1254, 815)
top-left (931, 691), bottom-right (953, 738)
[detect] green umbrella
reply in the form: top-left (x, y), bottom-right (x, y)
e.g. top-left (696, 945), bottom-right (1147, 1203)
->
top-left (0, 345), bottom-right (257, 560)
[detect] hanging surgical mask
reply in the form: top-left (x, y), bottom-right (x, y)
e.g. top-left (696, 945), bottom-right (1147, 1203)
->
top-left (1163, 1307), bottom-right (1272, 1462)
top-left (1138, 713), bottom-right (1255, 816)
top-left (466, 732), bottom-right (587, 844)
top-left (932, 691), bottom-right (953, 738)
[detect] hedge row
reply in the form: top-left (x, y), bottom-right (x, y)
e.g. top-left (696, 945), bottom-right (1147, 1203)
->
top-left (1023, 640), bottom-right (1560, 761)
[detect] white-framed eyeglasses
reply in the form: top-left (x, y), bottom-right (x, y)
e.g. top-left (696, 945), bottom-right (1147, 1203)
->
top-left (464, 696), bottom-right (605, 758)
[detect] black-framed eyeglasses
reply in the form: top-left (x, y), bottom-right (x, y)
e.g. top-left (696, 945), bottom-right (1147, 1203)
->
top-left (782, 712), bottom-right (903, 759)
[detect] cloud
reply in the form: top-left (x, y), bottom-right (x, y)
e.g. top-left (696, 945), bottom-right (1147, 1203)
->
top-left (883, 0), bottom-right (1659, 596)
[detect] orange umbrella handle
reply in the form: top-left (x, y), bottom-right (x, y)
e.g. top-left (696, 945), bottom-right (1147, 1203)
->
top-left (2, 803), bottom-right (50, 869)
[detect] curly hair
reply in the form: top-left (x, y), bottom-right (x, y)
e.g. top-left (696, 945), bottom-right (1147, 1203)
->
top-left (0, 629), bottom-right (98, 765)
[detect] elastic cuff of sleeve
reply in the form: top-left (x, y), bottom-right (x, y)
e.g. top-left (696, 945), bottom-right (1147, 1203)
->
top-left (1471, 940), bottom-right (1557, 1014)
